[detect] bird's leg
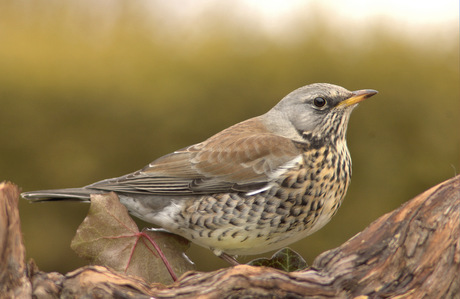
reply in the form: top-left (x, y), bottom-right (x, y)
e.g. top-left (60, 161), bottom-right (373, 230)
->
top-left (219, 252), bottom-right (240, 266)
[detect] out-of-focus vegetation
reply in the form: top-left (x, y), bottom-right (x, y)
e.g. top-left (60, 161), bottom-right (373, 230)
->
top-left (1, 1), bottom-right (458, 273)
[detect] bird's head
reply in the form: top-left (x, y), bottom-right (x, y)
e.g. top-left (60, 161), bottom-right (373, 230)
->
top-left (267, 83), bottom-right (377, 141)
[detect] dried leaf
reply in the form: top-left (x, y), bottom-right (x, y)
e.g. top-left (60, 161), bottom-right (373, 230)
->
top-left (247, 247), bottom-right (308, 272)
top-left (71, 192), bottom-right (195, 284)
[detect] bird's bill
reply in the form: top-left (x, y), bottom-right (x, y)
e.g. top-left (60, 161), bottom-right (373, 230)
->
top-left (337, 89), bottom-right (378, 107)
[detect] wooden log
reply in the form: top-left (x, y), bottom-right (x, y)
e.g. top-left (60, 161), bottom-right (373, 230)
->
top-left (0, 175), bottom-right (459, 298)
top-left (0, 182), bottom-right (32, 298)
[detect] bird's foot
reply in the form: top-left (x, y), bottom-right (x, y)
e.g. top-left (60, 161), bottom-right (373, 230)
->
top-left (219, 252), bottom-right (240, 266)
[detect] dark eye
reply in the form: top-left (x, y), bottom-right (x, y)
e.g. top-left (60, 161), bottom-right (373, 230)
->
top-left (313, 97), bottom-right (326, 108)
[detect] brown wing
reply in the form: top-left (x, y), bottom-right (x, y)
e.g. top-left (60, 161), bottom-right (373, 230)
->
top-left (88, 118), bottom-right (304, 195)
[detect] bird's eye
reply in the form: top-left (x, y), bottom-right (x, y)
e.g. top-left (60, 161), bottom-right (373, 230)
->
top-left (313, 97), bottom-right (326, 108)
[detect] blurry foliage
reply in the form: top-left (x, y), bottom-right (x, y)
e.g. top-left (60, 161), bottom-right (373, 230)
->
top-left (0, 1), bottom-right (458, 274)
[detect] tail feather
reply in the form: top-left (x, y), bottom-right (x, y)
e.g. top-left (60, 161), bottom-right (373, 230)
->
top-left (21, 188), bottom-right (104, 202)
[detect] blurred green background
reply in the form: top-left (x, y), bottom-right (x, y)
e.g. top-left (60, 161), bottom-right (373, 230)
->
top-left (1, 1), bottom-right (458, 273)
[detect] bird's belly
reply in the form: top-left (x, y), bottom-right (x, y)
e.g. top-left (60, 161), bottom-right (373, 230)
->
top-left (147, 187), bottom-right (346, 255)
top-left (187, 226), bottom-right (313, 255)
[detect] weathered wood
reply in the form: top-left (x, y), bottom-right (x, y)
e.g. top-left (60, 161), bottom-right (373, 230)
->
top-left (1, 176), bottom-right (459, 298)
top-left (0, 182), bottom-right (32, 298)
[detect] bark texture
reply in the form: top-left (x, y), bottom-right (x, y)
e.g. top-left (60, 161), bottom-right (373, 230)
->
top-left (1, 176), bottom-right (459, 298)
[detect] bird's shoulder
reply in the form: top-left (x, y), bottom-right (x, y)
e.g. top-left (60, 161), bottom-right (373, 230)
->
top-left (145, 117), bottom-right (306, 177)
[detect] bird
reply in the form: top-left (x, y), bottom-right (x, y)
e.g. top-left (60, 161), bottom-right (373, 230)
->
top-left (22, 83), bottom-right (377, 265)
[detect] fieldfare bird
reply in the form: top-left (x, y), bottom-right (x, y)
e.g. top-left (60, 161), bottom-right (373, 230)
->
top-left (22, 83), bottom-right (377, 264)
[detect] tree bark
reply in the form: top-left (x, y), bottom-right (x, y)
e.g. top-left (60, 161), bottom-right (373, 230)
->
top-left (1, 176), bottom-right (459, 298)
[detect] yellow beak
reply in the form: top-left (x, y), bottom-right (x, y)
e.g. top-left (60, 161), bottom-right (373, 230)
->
top-left (337, 89), bottom-right (378, 107)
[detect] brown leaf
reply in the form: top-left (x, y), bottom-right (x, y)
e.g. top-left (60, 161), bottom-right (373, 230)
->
top-left (70, 192), bottom-right (195, 284)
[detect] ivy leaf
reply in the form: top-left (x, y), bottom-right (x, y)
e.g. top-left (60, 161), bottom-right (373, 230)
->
top-left (70, 192), bottom-right (195, 284)
top-left (247, 247), bottom-right (308, 272)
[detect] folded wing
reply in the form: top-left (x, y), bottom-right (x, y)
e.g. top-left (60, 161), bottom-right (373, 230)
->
top-left (89, 120), bottom-right (305, 196)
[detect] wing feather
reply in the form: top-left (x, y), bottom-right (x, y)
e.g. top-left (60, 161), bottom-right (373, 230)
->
top-left (88, 118), bottom-right (305, 195)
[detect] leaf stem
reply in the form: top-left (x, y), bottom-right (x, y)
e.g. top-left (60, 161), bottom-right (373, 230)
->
top-left (140, 231), bottom-right (178, 281)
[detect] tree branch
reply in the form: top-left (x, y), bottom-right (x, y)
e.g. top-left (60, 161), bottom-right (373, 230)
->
top-left (1, 176), bottom-right (459, 298)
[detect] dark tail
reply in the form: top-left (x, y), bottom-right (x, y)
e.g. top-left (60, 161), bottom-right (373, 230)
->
top-left (21, 188), bottom-right (104, 202)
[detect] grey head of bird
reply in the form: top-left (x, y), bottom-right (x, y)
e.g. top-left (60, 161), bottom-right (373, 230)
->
top-left (261, 83), bottom-right (377, 142)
